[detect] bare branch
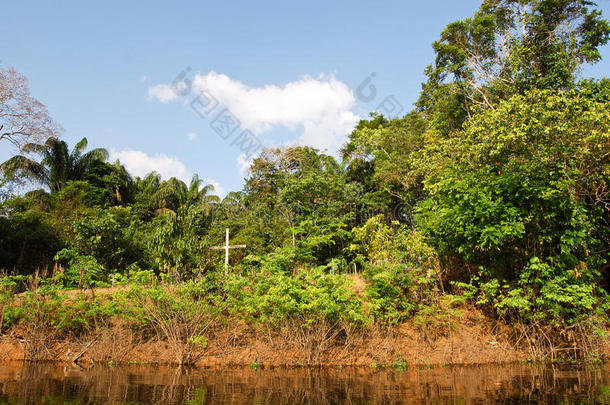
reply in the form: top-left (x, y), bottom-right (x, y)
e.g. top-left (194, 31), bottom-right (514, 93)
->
top-left (0, 65), bottom-right (62, 150)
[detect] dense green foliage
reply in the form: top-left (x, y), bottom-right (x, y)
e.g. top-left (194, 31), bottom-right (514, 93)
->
top-left (417, 86), bottom-right (610, 326)
top-left (0, 0), bottom-right (608, 351)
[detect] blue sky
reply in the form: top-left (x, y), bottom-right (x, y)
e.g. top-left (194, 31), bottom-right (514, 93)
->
top-left (2, 0), bottom-right (610, 196)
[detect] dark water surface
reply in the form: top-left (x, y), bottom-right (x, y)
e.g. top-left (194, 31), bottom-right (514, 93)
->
top-left (0, 361), bottom-right (608, 404)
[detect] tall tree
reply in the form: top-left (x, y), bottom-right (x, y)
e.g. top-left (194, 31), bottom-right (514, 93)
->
top-left (418, 0), bottom-right (610, 133)
top-left (343, 112), bottom-right (429, 206)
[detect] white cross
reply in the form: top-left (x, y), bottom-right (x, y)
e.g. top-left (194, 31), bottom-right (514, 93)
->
top-left (210, 228), bottom-right (246, 275)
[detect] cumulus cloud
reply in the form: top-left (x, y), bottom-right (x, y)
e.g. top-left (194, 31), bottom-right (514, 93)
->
top-left (149, 71), bottom-right (360, 153)
top-left (192, 71), bottom-right (359, 153)
top-left (148, 84), bottom-right (178, 103)
top-left (111, 149), bottom-right (190, 182)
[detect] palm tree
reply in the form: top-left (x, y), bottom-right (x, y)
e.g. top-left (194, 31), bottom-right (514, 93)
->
top-left (151, 174), bottom-right (220, 215)
top-left (186, 174), bottom-right (221, 215)
top-left (152, 177), bottom-right (188, 214)
top-left (136, 172), bottom-right (161, 196)
top-left (108, 160), bottom-right (133, 203)
top-left (1, 137), bottom-right (109, 192)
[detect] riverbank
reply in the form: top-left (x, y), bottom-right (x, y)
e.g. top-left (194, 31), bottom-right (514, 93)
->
top-left (1, 275), bottom-right (608, 367)
top-left (0, 320), bottom-right (529, 367)
top-left (1, 309), bottom-right (608, 368)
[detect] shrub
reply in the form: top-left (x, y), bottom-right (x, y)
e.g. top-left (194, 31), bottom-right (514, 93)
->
top-left (224, 266), bottom-right (367, 326)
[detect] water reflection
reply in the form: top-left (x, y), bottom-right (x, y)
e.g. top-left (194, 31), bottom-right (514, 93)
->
top-left (0, 361), bottom-right (608, 404)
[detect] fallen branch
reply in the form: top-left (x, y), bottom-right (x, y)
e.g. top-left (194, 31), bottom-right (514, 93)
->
top-left (72, 338), bottom-right (98, 364)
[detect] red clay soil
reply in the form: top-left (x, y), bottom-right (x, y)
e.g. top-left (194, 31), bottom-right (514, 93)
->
top-left (0, 310), bottom-right (551, 367)
top-left (1, 322), bottom-right (607, 367)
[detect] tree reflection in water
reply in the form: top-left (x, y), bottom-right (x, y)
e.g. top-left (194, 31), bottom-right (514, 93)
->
top-left (0, 361), bottom-right (608, 404)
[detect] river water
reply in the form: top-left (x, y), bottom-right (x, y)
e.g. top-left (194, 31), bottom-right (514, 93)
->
top-left (0, 361), bottom-right (608, 404)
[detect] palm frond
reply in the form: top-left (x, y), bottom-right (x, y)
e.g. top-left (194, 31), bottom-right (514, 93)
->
top-left (200, 183), bottom-right (215, 195)
top-left (72, 137), bottom-right (88, 158)
top-left (71, 147), bottom-right (109, 181)
top-left (188, 174), bottom-right (203, 196)
top-left (20, 142), bottom-right (47, 155)
top-left (43, 138), bottom-right (68, 190)
top-left (203, 194), bottom-right (221, 204)
top-left (112, 160), bottom-right (133, 183)
top-left (82, 147), bottom-right (109, 162)
top-left (139, 172), bottom-right (162, 194)
top-left (44, 137), bottom-right (61, 149)
top-left (154, 207), bottom-right (177, 217)
top-left (0, 155), bottom-right (50, 186)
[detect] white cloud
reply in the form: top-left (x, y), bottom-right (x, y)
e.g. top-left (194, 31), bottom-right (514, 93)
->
top-left (236, 153), bottom-right (253, 177)
top-left (149, 71), bottom-right (360, 154)
top-left (204, 177), bottom-right (226, 198)
top-left (147, 84), bottom-right (178, 103)
top-left (140, 75), bottom-right (148, 83)
top-left (192, 71), bottom-right (359, 153)
top-left (186, 132), bottom-right (197, 141)
top-left (111, 149), bottom-right (190, 182)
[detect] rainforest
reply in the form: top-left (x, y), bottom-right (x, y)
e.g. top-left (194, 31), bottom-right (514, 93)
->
top-left (0, 0), bottom-right (609, 368)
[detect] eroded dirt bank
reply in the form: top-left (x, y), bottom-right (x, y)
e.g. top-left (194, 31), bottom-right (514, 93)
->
top-left (2, 313), bottom-right (606, 367)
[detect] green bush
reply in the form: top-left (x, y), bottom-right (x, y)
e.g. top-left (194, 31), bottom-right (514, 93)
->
top-left (53, 248), bottom-right (106, 288)
top-left (223, 265), bottom-right (367, 325)
top-left (363, 264), bottom-right (417, 324)
top-left (128, 269), bottom-right (157, 286)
